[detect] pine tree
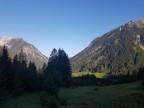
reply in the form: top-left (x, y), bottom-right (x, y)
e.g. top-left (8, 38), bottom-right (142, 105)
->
top-left (12, 55), bottom-right (24, 96)
top-left (18, 49), bottom-right (27, 90)
top-left (0, 46), bottom-right (13, 92)
top-left (57, 49), bottom-right (71, 87)
top-left (18, 49), bottom-right (26, 63)
top-left (0, 58), bottom-right (7, 102)
top-left (43, 48), bottom-right (58, 95)
top-left (43, 48), bottom-right (72, 94)
top-left (27, 61), bottom-right (38, 91)
top-left (43, 72), bottom-right (58, 95)
top-left (38, 63), bottom-right (47, 90)
top-left (0, 46), bottom-right (12, 101)
top-left (46, 48), bottom-right (59, 85)
top-left (142, 78), bottom-right (144, 88)
top-left (141, 68), bottom-right (144, 88)
top-left (42, 63), bottom-right (47, 73)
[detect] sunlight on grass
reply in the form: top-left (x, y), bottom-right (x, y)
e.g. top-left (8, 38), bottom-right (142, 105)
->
top-left (72, 71), bottom-right (108, 78)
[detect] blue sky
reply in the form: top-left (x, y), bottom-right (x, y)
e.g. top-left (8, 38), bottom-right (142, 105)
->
top-left (0, 0), bottom-right (144, 57)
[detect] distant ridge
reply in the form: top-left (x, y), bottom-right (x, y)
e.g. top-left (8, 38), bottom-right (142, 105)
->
top-left (71, 17), bottom-right (144, 75)
top-left (0, 37), bottom-right (48, 68)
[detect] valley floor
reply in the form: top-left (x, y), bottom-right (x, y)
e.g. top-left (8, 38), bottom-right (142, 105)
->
top-left (1, 82), bottom-right (144, 108)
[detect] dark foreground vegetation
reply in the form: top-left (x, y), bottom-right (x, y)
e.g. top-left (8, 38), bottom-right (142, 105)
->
top-left (0, 82), bottom-right (144, 108)
top-left (0, 45), bottom-right (144, 108)
top-left (0, 46), bottom-right (71, 107)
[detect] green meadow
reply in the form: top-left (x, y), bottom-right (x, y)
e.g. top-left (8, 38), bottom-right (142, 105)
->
top-left (72, 71), bottom-right (108, 78)
top-left (1, 81), bottom-right (144, 108)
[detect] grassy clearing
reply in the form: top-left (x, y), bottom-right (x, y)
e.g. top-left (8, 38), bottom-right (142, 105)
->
top-left (1, 82), bottom-right (144, 108)
top-left (72, 71), bottom-right (108, 78)
top-left (59, 82), bottom-right (144, 108)
top-left (1, 92), bottom-right (41, 108)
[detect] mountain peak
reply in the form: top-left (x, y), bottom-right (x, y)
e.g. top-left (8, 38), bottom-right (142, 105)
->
top-left (0, 36), bottom-right (48, 68)
top-left (0, 37), bottom-right (13, 46)
top-left (134, 17), bottom-right (144, 25)
top-left (15, 37), bottom-right (23, 40)
top-left (127, 17), bottom-right (144, 28)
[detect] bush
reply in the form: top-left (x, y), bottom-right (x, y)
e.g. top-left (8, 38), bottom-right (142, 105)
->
top-left (40, 91), bottom-right (59, 108)
top-left (93, 87), bottom-right (99, 91)
top-left (59, 98), bottom-right (67, 106)
top-left (142, 79), bottom-right (144, 89)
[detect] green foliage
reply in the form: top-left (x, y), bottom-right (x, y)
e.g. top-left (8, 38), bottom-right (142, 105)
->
top-left (57, 49), bottom-right (72, 87)
top-left (43, 48), bottom-right (59, 94)
top-left (0, 46), bottom-right (13, 104)
top-left (0, 46), bottom-right (12, 101)
top-left (114, 39), bottom-right (120, 44)
top-left (43, 48), bottom-right (72, 95)
top-left (12, 55), bottom-right (24, 97)
top-left (0, 70), bottom-right (7, 103)
top-left (72, 71), bottom-right (108, 78)
top-left (40, 91), bottom-right (59, 108)
top-left (93, 87), bottom-right (98, 91)
top-left (12, 50), bottom-right (39, 95)
top-left (43, 73), bottom-right (58, 95)
top-left (0, 82), bottom-right (144, 108)
top-left (2, 92), bottom-right (41, 108)
top-left (142, 79), bottom-right (144, 88)
top-left (17, 50), bottom-right (28, 90)
top-left (59, 82), bottom-right (144, 108)
top-left (137, 67), bottom-right (144, 88)
top-left (26, 62), bottom-right (38, 91)
top-left (71, 24), bottom-right (144, 76)
top-left (59, 98), bottom-right (67, 106)
top-left (41, 63), bottom-right (47, 73)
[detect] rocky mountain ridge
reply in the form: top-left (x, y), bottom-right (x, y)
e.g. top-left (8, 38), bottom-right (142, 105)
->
top-left (71, 18), bottom-right (144, 75)
top-left (0, 37), bottom-right (48, 68)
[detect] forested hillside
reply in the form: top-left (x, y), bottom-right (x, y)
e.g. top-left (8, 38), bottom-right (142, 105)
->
top-left (71, 18), bottom-right (144, 75)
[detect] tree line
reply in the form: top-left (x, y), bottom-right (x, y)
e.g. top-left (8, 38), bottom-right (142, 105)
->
top-left (0, 45), bottom-right (144, 104)
top-left (0, 46), bottom-right (71, 100)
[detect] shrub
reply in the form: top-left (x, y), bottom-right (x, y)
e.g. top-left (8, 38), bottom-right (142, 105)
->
top-left (142, 79), bottom-right (144, 89)
top-left (94, 87), bottom-right (99, 91)
top-left (59, 98), bottom-right (67, 106)
top-left (40, 91), bottom-right (59, 108)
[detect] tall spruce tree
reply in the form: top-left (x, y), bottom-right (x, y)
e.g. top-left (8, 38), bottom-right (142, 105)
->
top-left (0, 69), bottom-right (6, 102)
top-left (57, 49), bottom-right (71, 87)
top-left (142, 78), bottom-right (144, 88)
top-left (27, 62), bottom-right (38, 91)
top-left (0, 46), bottom-right (13, 92)
top-left (12, 54), bottom-right (24, 96)
top-left (0, 53), bottom-right (6, 101)
top-left (0, 46), bottom-right (12, 101)
top-left (43, 48), bottom-right (58, 95)
top-left (42, 63), bottom-right (47, 73)
top-left (43, 48), bottom-right (72, 94)
top-left (18, 50), bottom-right (27, 90)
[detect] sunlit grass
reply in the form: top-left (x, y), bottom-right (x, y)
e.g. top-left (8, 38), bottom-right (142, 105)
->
top-left (72, 71), bottom-right (108, 78)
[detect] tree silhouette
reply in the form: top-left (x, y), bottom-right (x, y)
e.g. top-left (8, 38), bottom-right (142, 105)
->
top-left (26, 61), bottom-right (38, 91)
top-left (57, 49), bottom-right (71, 87)
top-left (17, 50), bottom-right (27, 90)
top-left (0, 46), bottom-right (12, 101)
top-left (0, 46), bottom-right (13, 92)
top-left (43, 48), bottom-right (58, 95)
top-left (12, 54), bottom-right (24, 96)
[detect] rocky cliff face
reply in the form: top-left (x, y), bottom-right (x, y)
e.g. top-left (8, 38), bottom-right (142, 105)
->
top-left (0, 37), bottom-right (48, 68)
